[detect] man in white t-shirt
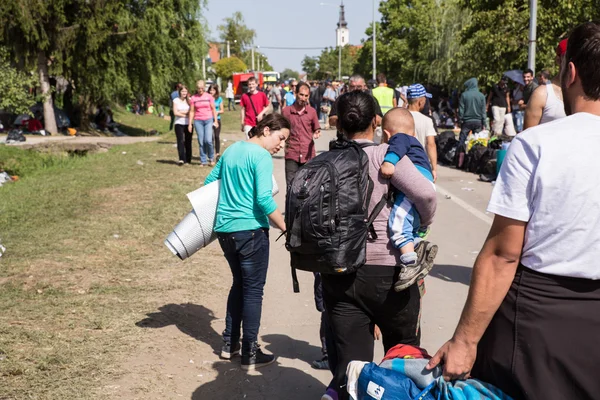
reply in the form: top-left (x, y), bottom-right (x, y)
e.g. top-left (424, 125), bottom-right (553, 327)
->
top-left (406, 84), bottom-right (437, 182)
top-left (427, 22), bottom-right (600, 399)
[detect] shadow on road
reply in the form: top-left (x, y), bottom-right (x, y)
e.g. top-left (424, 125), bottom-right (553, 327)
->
top-left (136, 304), bottom-right (327, 399)
top-left (135, 303), bottom-right (222, 356)
top-left (430, 264), bottom-right (472, 285)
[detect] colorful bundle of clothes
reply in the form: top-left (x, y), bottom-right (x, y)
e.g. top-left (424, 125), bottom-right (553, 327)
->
top-left (346, 345), bottom-right (512, 400)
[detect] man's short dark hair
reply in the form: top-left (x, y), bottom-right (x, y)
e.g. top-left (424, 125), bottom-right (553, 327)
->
top-left (538, 70), bottom-right (551, 80)
top-left (523, 68), bottom-right (534, 76)
top-left (247, 77), bottom-right (257, 84)
top-left (376, 73), bottom-right (387, 84)
top-left (566, 22), bottom-right (600, 100)
top-left (296, 82), bottom-right (310, 94)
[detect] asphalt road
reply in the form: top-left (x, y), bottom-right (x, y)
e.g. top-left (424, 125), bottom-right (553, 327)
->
top-left (196, 128), bottom-right (495, 399)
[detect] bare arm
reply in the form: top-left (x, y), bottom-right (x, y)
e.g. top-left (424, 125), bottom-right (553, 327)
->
top-left (505, 92), bottom-right (511, 113)
top-left (486, 92), bottom-right (492, 111)
top-left (240, 103), bottom-right (246, 132)
top-left (268, 209), bottom-right (286, 232)
top-left (211, 102), bottom-right (218, 124)
top-left (523, 85), bottom-right (546, 130)
top-left (390, 156), bottom-right (437, 226)
top-left (188, 102), bottom-right (195, 130)
top-left (393, 97), bottom-right (397, 108)
top-left (428, 215), bottom-right (526, 379)
top-left (328, 115), bottom-right (338, 128)
top-left (172, 100), bottom-right (186, 118)
top-left (426, 136), bottom-right (437, 182)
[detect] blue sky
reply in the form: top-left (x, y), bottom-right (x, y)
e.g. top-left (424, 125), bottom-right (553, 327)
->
top-left (203, 0), bottom-right (381, 73)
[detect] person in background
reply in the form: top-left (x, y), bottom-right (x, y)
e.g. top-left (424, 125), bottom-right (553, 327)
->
top-left (511, 83), bottom-right (525, 133)
top-left (188, 80), bottom-right (219, 167)
top-left (269, 83), bottom-right (282, 114)
top-left (226, 79), bottom-right (236, 111)
top-left (328, 74), bottom-right (383, 129)
top-left (206, 113), bottom-right (289, 371)
top-left (209, 84), bottom-right (224, 160)
top-left (406, 84), bottom-right (438, 182)
top-left (283, 80), bottom-right (297, 109)
top-left (524, 39), bottom-right (568, 129)
top-left (387, 78), bottom-right (407, 108)
top-left (240, 77), bottom-right (270, 139)
top-left (371, 73), bottom-right (397, 115)
top-left (521, 69), bottom-right (539, 107)
top-left (486, 77), bottom-right (511, 136)
top-left (173, 85), bottom-right (192, 165)
top-left (322, 82), bottom-right (338, 129)
top-left (170, 82), bottom-right (183, 131)
top-left (428, 23), bottom-right (600, 399)
top-left (537, 69), bottom-right (551, 85)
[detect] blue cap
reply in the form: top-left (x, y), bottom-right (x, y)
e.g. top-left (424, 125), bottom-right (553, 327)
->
top-left (406, 84), bottom-right (432, 99)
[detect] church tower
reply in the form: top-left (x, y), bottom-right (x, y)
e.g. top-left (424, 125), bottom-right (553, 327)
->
top-left (336, 1), bottom-right (349, 47)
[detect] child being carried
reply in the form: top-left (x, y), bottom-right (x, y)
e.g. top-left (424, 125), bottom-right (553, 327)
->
top-left (380, 108), bottom-right (438, 292)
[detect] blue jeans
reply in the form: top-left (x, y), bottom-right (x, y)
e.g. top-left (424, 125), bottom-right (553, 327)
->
top-left (513, 110), bottom-right (524, 133)
top-left (194, 118), bottom-right (214, 164)
top-left (459, 120), bottom-right (483, 145)
top-left (218, 228), bottom-right (270, 353)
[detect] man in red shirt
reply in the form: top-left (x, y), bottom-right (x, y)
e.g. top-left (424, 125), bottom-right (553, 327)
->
top-left (240, 77), bottom-right (269, 138)
top-left (281, 81), bottom-right (321, 186)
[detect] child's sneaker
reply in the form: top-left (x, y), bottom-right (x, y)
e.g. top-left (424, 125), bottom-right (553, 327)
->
top-left (394, 241), bottom-right (438, 292)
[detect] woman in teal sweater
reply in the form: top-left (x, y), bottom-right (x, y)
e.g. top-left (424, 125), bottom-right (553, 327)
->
top-left (205, 113), bottom-right (289, 371)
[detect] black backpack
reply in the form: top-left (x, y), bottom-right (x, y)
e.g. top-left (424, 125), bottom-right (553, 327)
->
top-left (285, 139), bottom-right (389, 292)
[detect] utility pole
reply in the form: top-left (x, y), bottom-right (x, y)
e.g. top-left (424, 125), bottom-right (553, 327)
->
top-left (227, 41), bottom-right (230, 58)
top-left (372, 0), bottom-right (376, 81)
top-left (251, 46), bottom-right (255, 71)
top-left (202, 56), bottom-right (206, 80)
top-left (528, 0), bottom-right (538, 73)
top-left (338, 44), bottom-right (342, 80)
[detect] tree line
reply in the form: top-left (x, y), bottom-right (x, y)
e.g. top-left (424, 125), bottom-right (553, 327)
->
top-left (304, 0), bottom-right (600, 90)
top-left (0, 0), bottom-right (209, 134)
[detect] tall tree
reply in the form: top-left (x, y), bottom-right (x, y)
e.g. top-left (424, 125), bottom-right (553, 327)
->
top-left (0, 0), bottom-right (209, 130)
top-left (281, 68), bottom-right (300, 81)
top-left (217, 12), bottom-right (256, 58)
top-left (301, 56), bottom-right (319, 79)
top-left (0, 47), bottom-right (36, 115)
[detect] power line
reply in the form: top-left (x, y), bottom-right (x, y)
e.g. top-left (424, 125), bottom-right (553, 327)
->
top-left (258, 46), bottom-right (329, 50)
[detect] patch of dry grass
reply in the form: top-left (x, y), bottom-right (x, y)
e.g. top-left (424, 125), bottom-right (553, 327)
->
top-left (0, 133), bottom-right (230, 399)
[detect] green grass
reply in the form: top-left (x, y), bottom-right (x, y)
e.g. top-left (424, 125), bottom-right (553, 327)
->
top-left (112, 105), bottom-right (171, 136)
top-left (0, 135), bottom-right (228, 399)
top-left (0, 146), bottom-right (78, 177)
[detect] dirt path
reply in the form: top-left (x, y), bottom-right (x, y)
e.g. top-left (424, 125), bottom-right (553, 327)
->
top-left (0, 134), bottom-right (160, 147)
top-left (102, 129), bottom-right (494, 399)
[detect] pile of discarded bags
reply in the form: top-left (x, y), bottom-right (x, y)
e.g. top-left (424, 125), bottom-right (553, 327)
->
top-left (436, 130), bottom-right (512, 182)
top-left (347, 344), bottom-right (512, 400)
top-left (2, 130), bottom-right (27, 144)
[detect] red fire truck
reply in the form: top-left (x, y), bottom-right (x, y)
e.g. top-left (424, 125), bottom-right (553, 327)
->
top-left (232, 72), bottom-right (264, 102)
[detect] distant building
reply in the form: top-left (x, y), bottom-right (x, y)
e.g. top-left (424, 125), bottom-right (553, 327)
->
top-left (336, 1), bottom-right (349, 47)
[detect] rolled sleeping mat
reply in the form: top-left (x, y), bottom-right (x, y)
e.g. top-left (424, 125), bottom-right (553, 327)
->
top-left (164, 175), bottom-right (279, 260)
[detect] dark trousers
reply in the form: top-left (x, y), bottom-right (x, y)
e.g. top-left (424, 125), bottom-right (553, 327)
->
top-left (472, 265), bottom-right (600, 400)
top-left (322, 265), bottom-right (421, 399)
top-left (458, 120), bottom-right (483, 145)
top-left (285, 159), bottom-right (305, 188)
top-left (218, 229), bottom-right (270, 353)
top-left (174, 124), bottom-right (192, 163)
top-left (213, 119), bottom-right (221, 154)
top-left (227, 98), bottom-right (236, 111)
top-left (314, 272), bottom-right (338, 376)
top-left (169, 109), bottom-right (175, 131)
top-left (272, 102), bottom-right (280, 113)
